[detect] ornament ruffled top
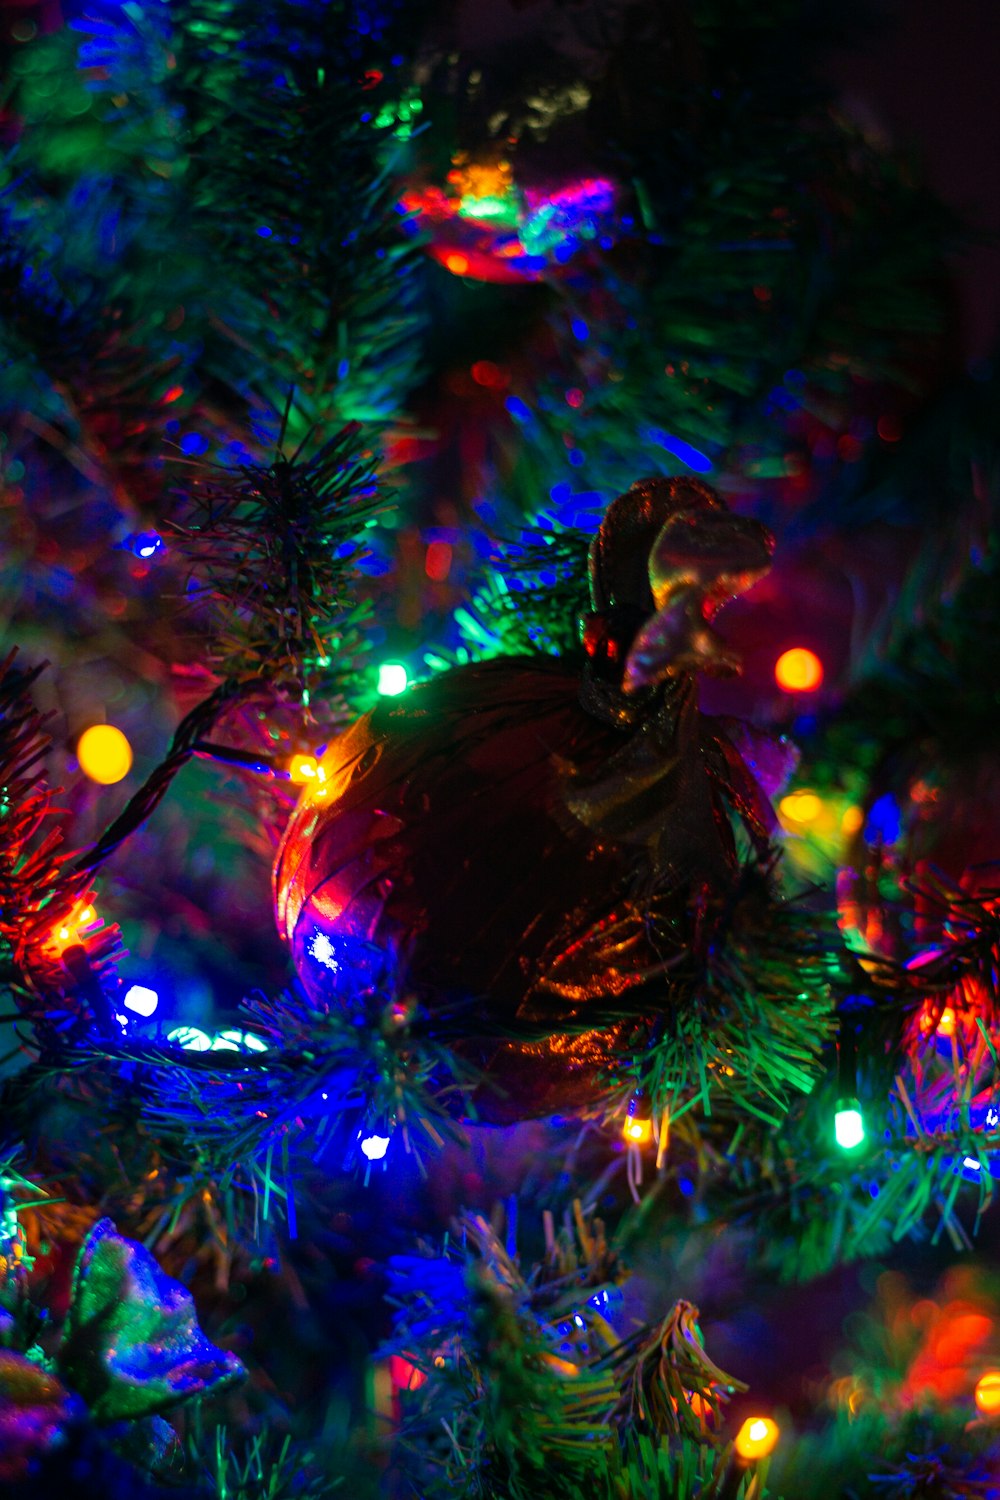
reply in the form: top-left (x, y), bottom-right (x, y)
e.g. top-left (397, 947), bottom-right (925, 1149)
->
top-left (274, 478), bottom-right (780, 1121)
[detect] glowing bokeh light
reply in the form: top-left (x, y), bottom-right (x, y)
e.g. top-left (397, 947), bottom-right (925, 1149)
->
top-left (213, 1028), bottom-right (268, 1053)
top-left (778, 790), bottom-right (824, 828)
top-left (975, 1371), bottom-right (1000, 1416)
top-left (77, 724), bottom-right (133, 785)
top-left (360, 1134), bottom-right (391, 1161)
top-left (774, 647), bottom-right (824, 693)
top-left (167, 1025), bottom-right (211, 1052)
top-left (841, 805), bottom-right (864, 836)
top-left (425, 540), bottom-right (453, 582)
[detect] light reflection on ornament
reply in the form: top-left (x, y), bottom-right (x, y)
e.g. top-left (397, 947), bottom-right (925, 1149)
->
top-left (308, 932), bottom-right (341, 973)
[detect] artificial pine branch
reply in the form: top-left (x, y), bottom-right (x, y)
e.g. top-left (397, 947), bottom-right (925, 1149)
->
top-left (170, 424), bottom-right (383, 698)
top-left (68, 0), bottom-right (426, 437)
top-left (8, 966), bottom-right (475, 1250)
top-left (385, 1210), bottom-right (747, 1499)
top-left (459, 7), bottom-right (953, 533)
top-left (622, 861), bottom-right (841, 1128)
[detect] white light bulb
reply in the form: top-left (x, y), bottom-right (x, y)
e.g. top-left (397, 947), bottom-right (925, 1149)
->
top-left (123, 984), bottom-right (159, 1017)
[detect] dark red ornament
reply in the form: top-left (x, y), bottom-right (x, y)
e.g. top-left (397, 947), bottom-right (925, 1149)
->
top-left (274, 479), bottom-right (781, 1121)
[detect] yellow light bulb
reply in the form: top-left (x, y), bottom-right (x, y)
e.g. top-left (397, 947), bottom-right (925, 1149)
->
top-left (77, 724), bottom-right (133, 785)
top-left (936, 1006), bottom-right (957, 1038)
top-left (77, 906), bottom-right (96, 927)
top-left (975, 1370), bottom-right (1000, 1416)
top-left (623, 1117), bottom-right (654, 1146)
top-left (775, 648), bottom-right (823, 693)
top-left (735, 1415), bottom-right (780, 1460)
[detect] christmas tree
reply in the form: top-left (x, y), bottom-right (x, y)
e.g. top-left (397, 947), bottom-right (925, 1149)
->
top-left (1, 1), bottom-right (999, 1495)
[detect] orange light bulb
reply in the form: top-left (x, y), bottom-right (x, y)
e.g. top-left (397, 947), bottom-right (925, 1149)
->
top-left (623, 1117), bottom-right (654, 1146)
top-left (936, 1006), bottom-right (957, 1038)
top-left (735, 1415), bottom-right (780, 1460)
top-left (775, 648), bottom-right (824, 693)
top-left (975, 1371), bottom-right (1000, 1417)
top-left (289, 754), bottom-right (319, 784)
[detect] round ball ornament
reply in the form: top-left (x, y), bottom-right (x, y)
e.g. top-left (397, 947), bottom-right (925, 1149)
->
top-left (274, 479), bottom-right (779, 1121)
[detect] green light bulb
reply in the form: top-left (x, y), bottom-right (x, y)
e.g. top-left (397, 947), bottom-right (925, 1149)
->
top-left (834, 1099), bottom-right (865, 1150)
top-left (377, 662), bottom-right (409, 696)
